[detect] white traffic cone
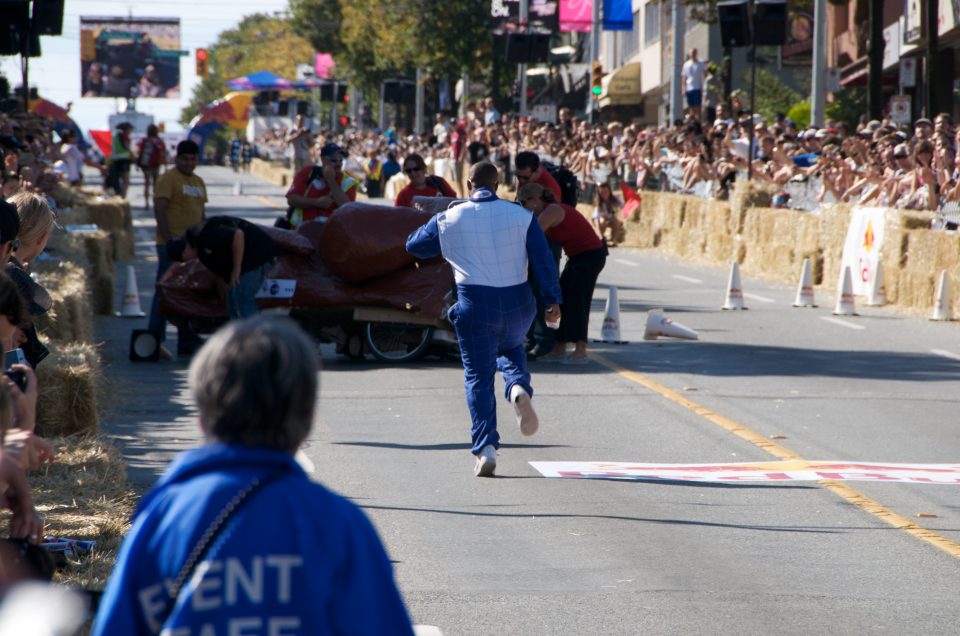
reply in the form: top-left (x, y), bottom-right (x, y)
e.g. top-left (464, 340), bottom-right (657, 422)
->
top-left (232, 180), bottom-right (244, 196)
top-left (833, 265), bottom-right (857, 316)
top-left (930, 270), bottom-right (954, 321)
top-left (643, 309), bottom-right (699, 340)
top-left (792, 258), bottom-right (817, 307)
top-left (596, 287), bottom-right (627, 343)
top-left (865, 258), bottom-right (887, 306)
top-left (721, 261), bottom-right (747, 310)
top-left (116, 264), bottom-right (146, 318)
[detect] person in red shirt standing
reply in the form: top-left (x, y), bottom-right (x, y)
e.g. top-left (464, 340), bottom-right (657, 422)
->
top-left (515, 151), bottom-right (562, 203)
top-left (450, 119), bottom-right (467, 195)
top-left (518, 182), bottom-right (606, 365)
top-left (394, 153), bottom-right (457, 208)
top-left (285, 143), bottom-right (359, 227)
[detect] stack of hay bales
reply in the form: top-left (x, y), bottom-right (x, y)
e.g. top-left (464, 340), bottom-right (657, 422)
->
top-left (26, 189), bottom-right (131, 437)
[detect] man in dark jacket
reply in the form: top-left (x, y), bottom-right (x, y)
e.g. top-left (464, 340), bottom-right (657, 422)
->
top-left (168, 216), bottom-right (279, 319)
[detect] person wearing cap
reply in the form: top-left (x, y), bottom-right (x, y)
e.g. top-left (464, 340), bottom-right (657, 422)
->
top-left (914, 118), bottom-right (933, 141)
top-left (518, 182), bottom-right (605, 364)
top-left (405, 161), bottom-right (561, 477)
top-left (167, 216), bottom-right (279, 319)
top-left (5, 192), bottom-right (55, 368)
top-left (105, 122), bottom-right (133, 198)
top-left (284, 143), bottom-right (358, 227)
top-left (149, 140), bottom-right (207, 358)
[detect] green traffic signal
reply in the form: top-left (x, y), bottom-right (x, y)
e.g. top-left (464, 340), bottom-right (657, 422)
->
top-left (592, 85), bottom-right (602, 96)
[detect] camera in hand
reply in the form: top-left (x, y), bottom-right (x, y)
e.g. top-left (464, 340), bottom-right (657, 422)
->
top-left (4, 369), bottom-right (26, 392)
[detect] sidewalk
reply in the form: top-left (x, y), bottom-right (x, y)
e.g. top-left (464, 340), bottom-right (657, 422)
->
top-left (93, 167), bottom-right (287, 487)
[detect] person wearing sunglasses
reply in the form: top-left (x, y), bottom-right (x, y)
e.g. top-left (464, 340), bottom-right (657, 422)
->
top-left (514, 150), bottom-right (562, 203)
top-left (393, 153), bottom-right (457, 208)
top-left (285, 143), bottom-right (358, 227)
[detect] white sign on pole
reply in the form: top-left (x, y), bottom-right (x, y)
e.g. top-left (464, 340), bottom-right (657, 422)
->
top-left (530, 103), bottom-right (557, 124)
top-left (900, 58), bottom-right (917, 88)
top-left (825, 67), bottom-right (841, 93)
top-left (889, 95), bottom-right (911, 125)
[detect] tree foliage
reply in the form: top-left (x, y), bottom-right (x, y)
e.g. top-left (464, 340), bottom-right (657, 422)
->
top-left (180, 14), bottom-right (315, 126)
top-left (290, 0), bottom-right (492, 91)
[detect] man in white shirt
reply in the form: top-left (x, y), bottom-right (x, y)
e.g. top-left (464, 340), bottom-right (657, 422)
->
top-left (681, 48), bottom-right (707, 120)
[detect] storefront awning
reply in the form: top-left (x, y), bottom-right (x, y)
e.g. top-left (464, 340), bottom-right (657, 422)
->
top-left (599, 62), bottom-right (642, 108)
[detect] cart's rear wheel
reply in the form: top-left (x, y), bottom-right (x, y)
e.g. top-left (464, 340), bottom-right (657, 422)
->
top-left (364, 322), bottom-right (433, 363)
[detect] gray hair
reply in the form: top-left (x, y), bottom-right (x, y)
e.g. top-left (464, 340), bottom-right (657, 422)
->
top-left (188, 317), bottom-right (318, 452)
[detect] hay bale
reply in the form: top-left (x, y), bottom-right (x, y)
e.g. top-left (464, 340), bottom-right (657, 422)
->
top-left (80, 231), bottom-right (115, 315)
top-left (82, 198), bottom-right (131, 233)
top-left (109, 227), bottom-right (135, 260)
top-left (35, 343), bottom-right (100, 437)
top-left (32, 261), bottom-right (92, 343)
top-left (49, 182), bottom-right (91, 209)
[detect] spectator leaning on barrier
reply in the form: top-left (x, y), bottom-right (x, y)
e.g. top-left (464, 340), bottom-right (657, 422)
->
top-left (92, 317), bottom-right (414, 635)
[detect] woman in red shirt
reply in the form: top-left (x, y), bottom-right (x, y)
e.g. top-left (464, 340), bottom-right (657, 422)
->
top-left (518, 182), bottom-right (606, 364)
top-left (394, 153), bottom-right (457, 208)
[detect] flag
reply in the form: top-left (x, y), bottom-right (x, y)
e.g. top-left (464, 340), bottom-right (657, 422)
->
top-left (603, 0), bottom-right (632, 31)
top-left (560, 0), bottom-right (592, 32)
top-left (621, 182), bottom-right (641, 219)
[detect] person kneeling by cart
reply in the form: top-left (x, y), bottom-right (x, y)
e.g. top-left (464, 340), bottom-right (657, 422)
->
top-left (167, 216), bottom-right (279, 320)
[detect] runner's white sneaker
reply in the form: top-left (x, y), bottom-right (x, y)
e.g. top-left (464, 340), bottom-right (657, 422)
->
top-left (474, 445), bottom-right (497, 477)
top-left (510, 384), bottom-right (539, 436)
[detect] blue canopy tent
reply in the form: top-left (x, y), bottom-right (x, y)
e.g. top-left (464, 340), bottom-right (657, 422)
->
top-left (225, 70), bottom-right (293, 91)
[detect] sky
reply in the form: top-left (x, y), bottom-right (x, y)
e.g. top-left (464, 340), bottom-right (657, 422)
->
top-left (0, 0), bottom-right (292, 133)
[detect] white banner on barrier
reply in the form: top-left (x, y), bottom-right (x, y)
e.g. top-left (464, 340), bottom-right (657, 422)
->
top-left (529, 460), bottom-right (960, 484)
top-left (840, 207), bottom-right (887, 296)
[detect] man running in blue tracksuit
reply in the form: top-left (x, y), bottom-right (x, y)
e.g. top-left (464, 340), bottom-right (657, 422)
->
top-left (406, 161), bottom-right (562, 477)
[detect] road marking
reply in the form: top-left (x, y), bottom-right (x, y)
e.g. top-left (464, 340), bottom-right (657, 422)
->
top-left (743, 292), bottom-right (775, 303)
top-left (672, 274), bottom-right (702, 284)
top-left (255, 195), bottom-right (285, 210)
top-left (590, 352), bottom-right (960, 561)
top-left (615, 259), bottom-right (639, 267)
top-left (931, 348), bottom-right (960, 362)
top-left (820, 316), bottom-right (866, 330)
top-left (295, 450), bottom-right (315, 474)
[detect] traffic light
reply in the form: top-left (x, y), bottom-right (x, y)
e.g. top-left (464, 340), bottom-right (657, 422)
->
top-left (196, 49), bottom-right (209, 77)
top-left (591, 61), bottom-right (605, 98)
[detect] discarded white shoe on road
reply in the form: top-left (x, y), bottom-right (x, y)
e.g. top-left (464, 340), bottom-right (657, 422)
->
top-left (117, 264), bottom-right (146, 318)
top-left (930, 269), bottom-right (954, 321)
top-left (643, 309), bottom-right (699, 341)
top-left (833, 266), bottom-right (857, 316)
top-left (510, 384), bottom-right (539, 436)
top-left (721, 261), bottom-right (747, 310)
top-left (474, 445), bottom-right (497, 477)
top-left (792, 258), bottom-right (817, 307)
top-left (596, 286), bottom-right (627, 343)
top-left (865, 257), bottom-right (887, 306)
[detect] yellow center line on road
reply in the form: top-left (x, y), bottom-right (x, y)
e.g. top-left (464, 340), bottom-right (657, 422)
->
top-left (590, 352), bottom-right (960, 560)
top-left (255, 195), bottom-right (285, 209)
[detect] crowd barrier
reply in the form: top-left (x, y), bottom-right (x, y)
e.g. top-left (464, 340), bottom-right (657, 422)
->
top-left (602, 182), bottom-right (959, 319)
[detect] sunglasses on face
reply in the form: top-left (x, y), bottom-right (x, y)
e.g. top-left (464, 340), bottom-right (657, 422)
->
top-left (404, 166), bottom-right (423, 174)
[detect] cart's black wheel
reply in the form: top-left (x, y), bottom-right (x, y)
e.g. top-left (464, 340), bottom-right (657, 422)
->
top-left (345, 333), bottom-right (365, 359)
top-left (364, 322), bottom-right (433, 363)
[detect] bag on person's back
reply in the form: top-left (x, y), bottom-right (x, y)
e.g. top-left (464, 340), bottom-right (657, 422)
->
top-left (542, 161), bottom-right (580, 206)
top-left (138, 138), bottom-right (164, 169)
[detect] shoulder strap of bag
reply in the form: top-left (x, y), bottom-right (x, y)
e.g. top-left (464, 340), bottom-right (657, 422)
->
top-left (159, 469), bottom-right (288, 626)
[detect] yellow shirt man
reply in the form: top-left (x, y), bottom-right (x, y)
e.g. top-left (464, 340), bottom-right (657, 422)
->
top-left (154, 156), bottom-right (206, 244)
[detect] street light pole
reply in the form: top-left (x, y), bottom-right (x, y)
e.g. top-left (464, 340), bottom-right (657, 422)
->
top-left (810, 0), bottom-right (826, 126)
top-left (669, 0), bottom-right (685, 125)
top-left (586, 0), bottom-right (601, 123)
top-left (519, 0), bottom-right (529, 118)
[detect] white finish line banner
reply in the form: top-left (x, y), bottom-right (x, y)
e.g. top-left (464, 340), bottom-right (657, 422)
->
top-left (528, 461), bottom-right (960, 484)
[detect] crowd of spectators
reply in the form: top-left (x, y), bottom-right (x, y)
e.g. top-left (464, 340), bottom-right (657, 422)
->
top-left (271, 99), bottom-right (959, 219)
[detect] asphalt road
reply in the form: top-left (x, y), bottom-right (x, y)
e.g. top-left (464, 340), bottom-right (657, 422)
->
top-left (106, 166), bottom-right (960, 635)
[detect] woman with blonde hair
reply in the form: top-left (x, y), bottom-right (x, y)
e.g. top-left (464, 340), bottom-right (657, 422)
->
top-left (6, 192), bottom-right (54, 367)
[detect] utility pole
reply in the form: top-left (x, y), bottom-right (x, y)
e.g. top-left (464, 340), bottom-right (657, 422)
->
top-left (586, 0), bottom-right (601, 123)
top-left (669, 0), bottom-right (685, 124)
top-left (926, 0), bottom-right (939, 116)
top-left (519, 0), bottom-right (529, 118)
top-left (415, 68), bottom-right (424, 136)
top-left (810, 0), bottom-right (826, 126)
top-left (867, 0), bottom-right (884, 119)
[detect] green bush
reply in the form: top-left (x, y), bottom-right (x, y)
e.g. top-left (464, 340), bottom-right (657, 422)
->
top-left (787, 102), bottom-right (812, 127)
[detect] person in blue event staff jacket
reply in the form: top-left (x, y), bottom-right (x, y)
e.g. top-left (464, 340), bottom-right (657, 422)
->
top-left (92, 317), bottom-right (414, 636)
top-left (406, 161), bottom-right (562, 477)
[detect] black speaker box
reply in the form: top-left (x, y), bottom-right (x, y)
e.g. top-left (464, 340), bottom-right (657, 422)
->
top-left (276, 100), bottom-right (289, 116)
top-left (0, 2), bottom-right (29, 56)
top-left (753, 0), bottom-right (787, 46)
top-left (383, 81), bottom-right (414, 104)
top-left (505, 32), bottom-right (551, 64)
top-left (718, 0), bottom-right (751, 48)
top-left (296, 100), bottom-right (309, 116)
top-left (32, 0), bottom-right (64, 36)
